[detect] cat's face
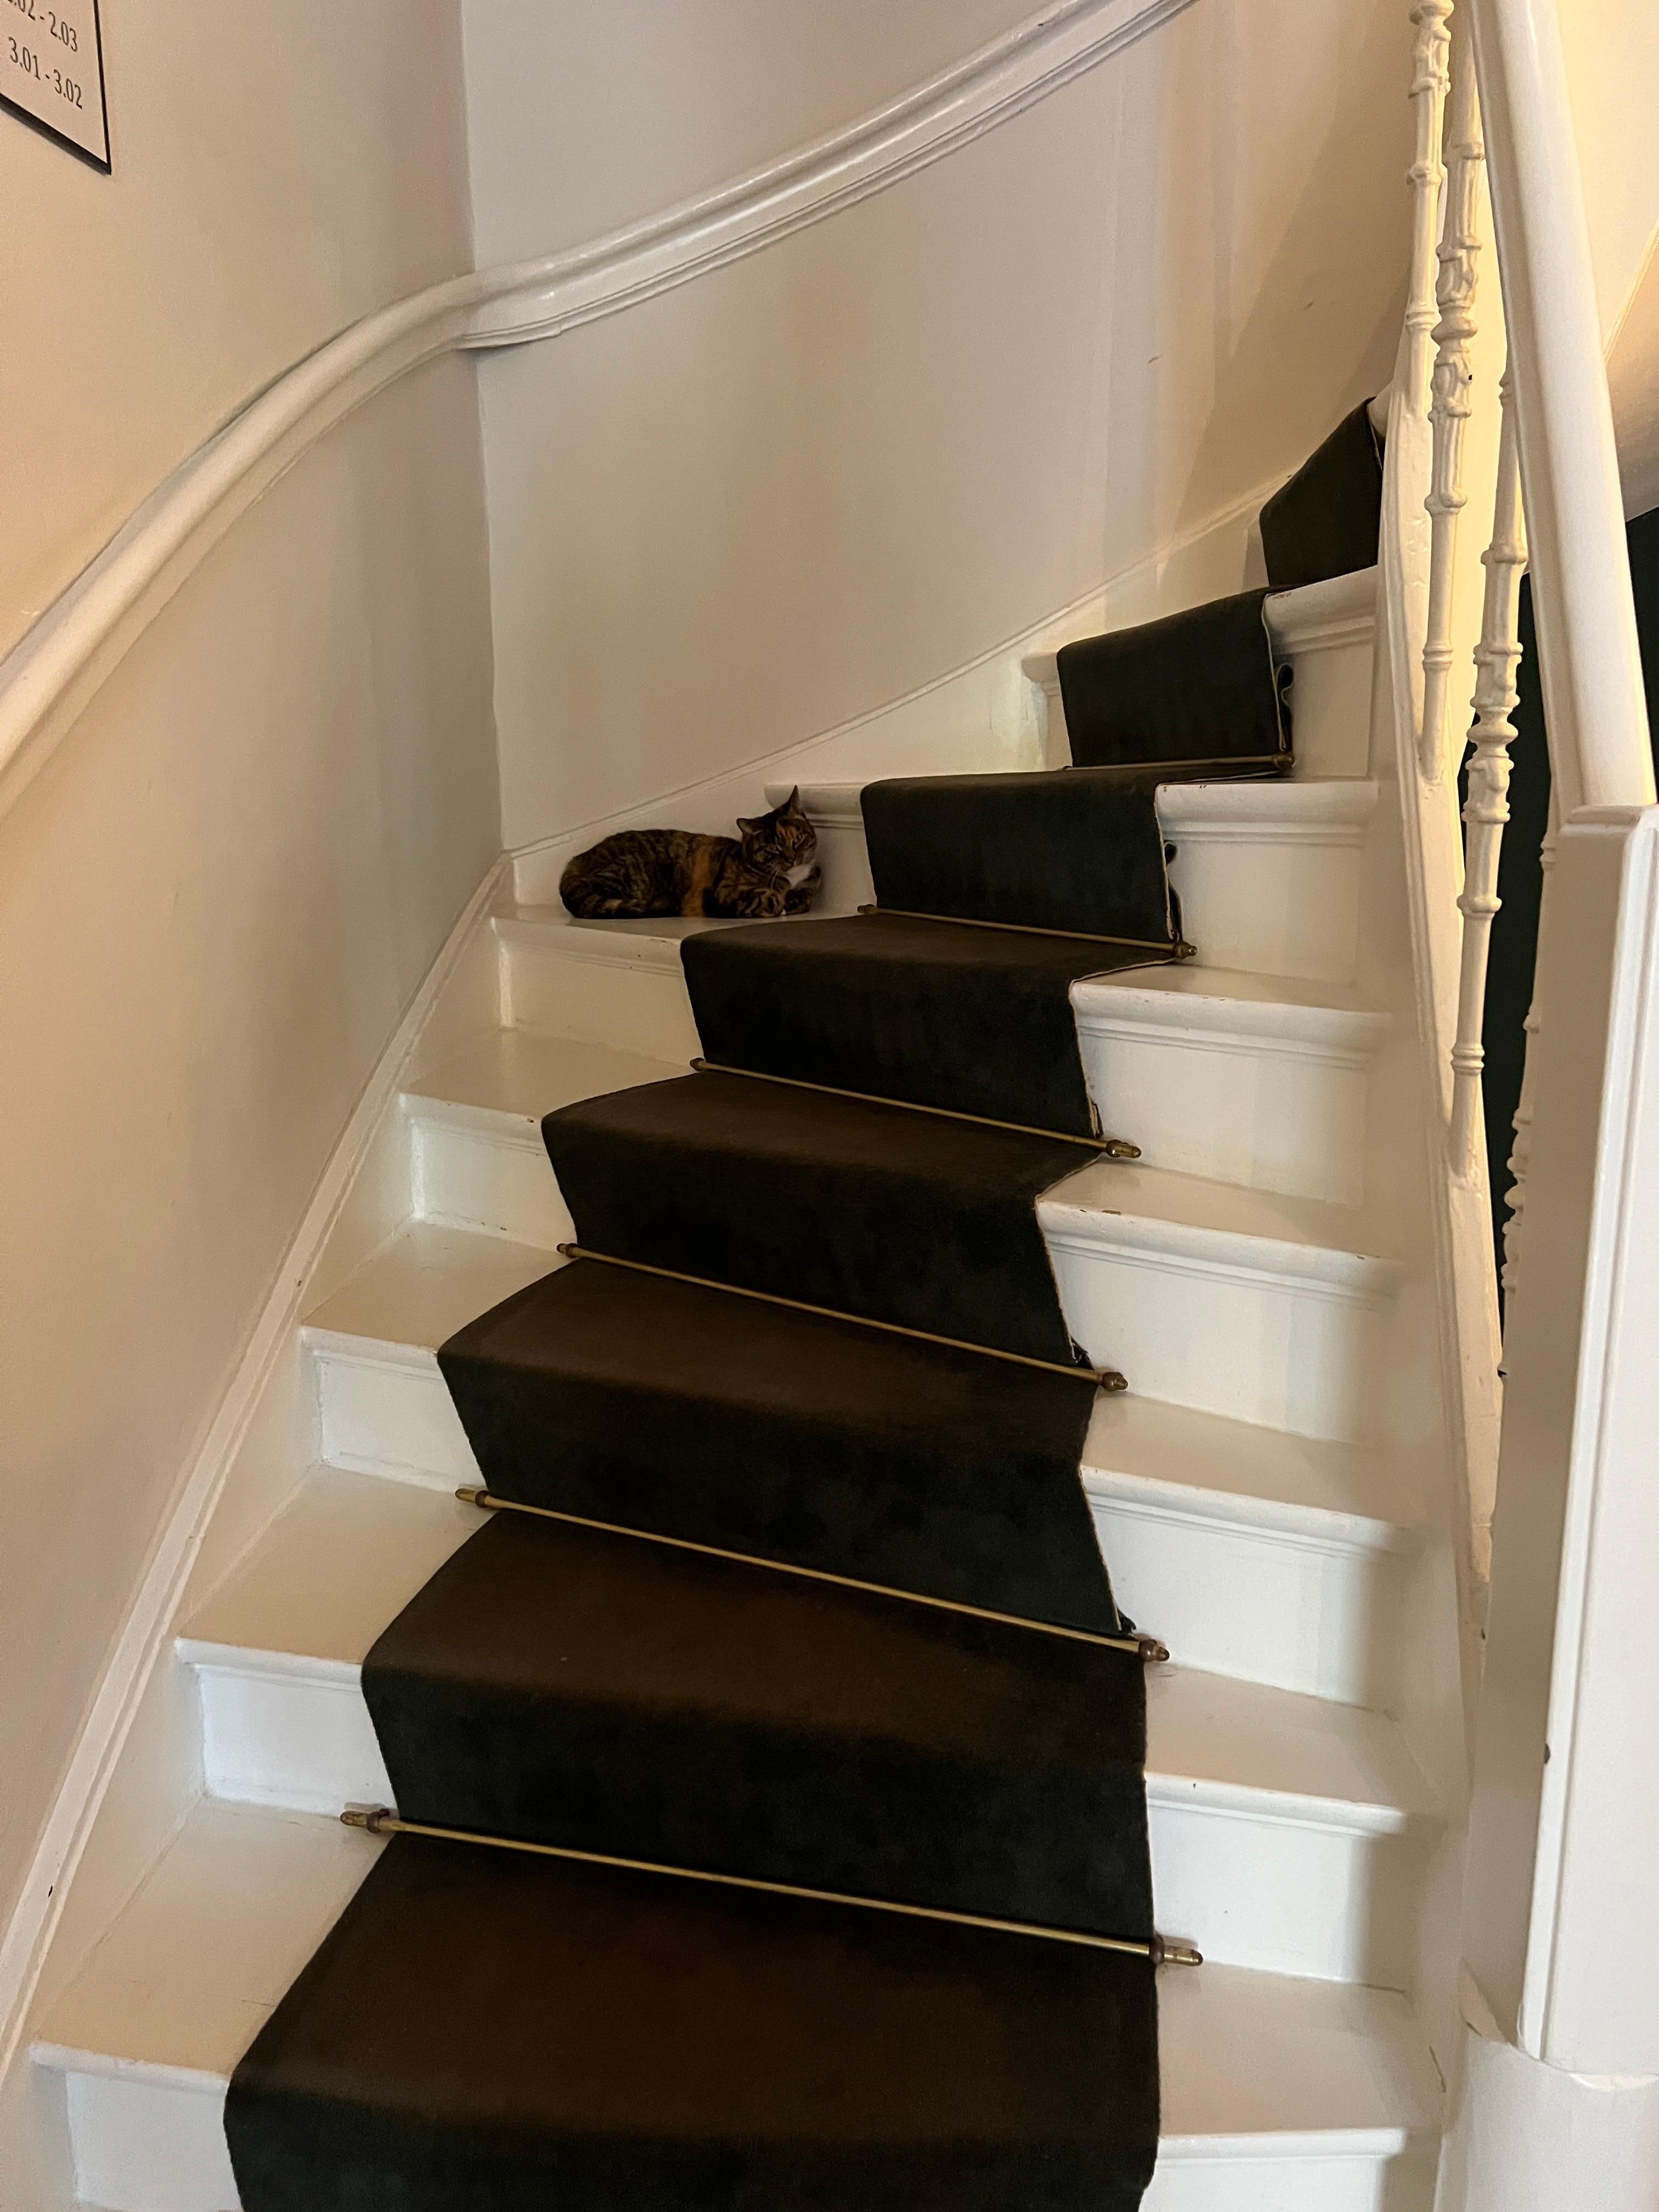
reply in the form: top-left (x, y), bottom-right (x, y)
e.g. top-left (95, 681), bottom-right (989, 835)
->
top-left (737, 788), bottom-right (817, 879)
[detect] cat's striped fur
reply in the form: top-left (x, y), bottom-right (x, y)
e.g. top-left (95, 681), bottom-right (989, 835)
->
top-left (560, 789), bottom-right (819, 921)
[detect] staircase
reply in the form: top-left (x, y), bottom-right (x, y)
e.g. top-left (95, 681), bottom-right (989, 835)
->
top-left (27, 555), bottom-right (1455, 2208)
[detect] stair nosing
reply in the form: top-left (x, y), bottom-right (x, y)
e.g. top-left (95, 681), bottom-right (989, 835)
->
top-left (1070, 975), bottom-right (1389, 1058)
top-left (1037, 1197), bottom-right (1401, 1296)
top-left (31, 1805), bottom-right (1440, 2148)
top-left (304, 1313), bottom-right (1414, 1558)
top-left (179, 1631), bottom-right (1430, 1839)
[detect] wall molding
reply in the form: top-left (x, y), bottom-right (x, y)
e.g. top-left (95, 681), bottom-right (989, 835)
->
top-left (0, 858), bottom-right (508, 2084)
top-left (0, 0), bottom-right (1194, 832)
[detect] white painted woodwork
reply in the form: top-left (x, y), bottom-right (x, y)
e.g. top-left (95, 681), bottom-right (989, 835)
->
top-left (1071, 966), bottom-right (1390, 1205)
top-left (30, 1804), bottom-right (1441, 2212)
top-left (1419, 12), bottom-right (1485, 783)
top-left (1462, 812), bottom-right (1659, 2076)
top-left (495, 904), bottom-right (1391, 1217)
top-left (405, 1029), bottom-right (682, 1247)
top-left (1040, 1160), bottom-right (1400, 1443)
top-left (770, 775), bottom-right (1380, 989)
top-left (172, 1466), bottom-right (1436, 1985)
top-left (1468, 0), bottom-right (1655, 819)
top-left (497, 917), bottom-right (1391, 1210)
top-left (1449, 370), bottom-right (1528, 1175)
top-left (1499, 825), bottom-right (1554, 1295)
top-left (497, 909), bottom-right (704, 1063)
top-left (1404, 2), bottom-right (1453, 419)
top-left (304, 1277), bottom-right (1421, 1710)
top-left (1085, 1395), bottom-right (1418, 1707)
top-left (1263, 569), bottom-right (1384, 783)
top-left (1159, 780), bottom-right (1377, 986)
top-left (358, 1004), bottom-right (1407, 1448)
top-left (1023, 567), bottom-right (1379, 785)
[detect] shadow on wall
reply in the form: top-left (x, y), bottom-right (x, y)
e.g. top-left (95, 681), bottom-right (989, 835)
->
top-left (1609, 230), bottom-right (1659, 518)
top-left (1166, 0), bottom-right (1409, 532)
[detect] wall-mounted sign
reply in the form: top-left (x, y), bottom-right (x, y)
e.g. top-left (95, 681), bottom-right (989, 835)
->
top-left (2, 0), bottom-right (107, 171)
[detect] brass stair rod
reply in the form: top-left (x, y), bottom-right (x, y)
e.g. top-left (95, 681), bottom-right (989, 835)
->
top-left (456, 1487), bottom-right (1169, 1663)
top-left (340, 1805), bottom-right (1203, 1968)
top-left (856, 904), bottom-right (1194, 957)
top-left (689, 1058), bottom-right (1141, 1156)
top-left (554, 1244), bottom-right (1125, 1391)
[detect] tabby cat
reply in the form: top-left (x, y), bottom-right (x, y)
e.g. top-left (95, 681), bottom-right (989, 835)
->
top-left (559, 789), bottom-right (820, 920)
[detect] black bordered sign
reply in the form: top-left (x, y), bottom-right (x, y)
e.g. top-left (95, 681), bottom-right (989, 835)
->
top-left (2, 0), bottom-right (109, 171)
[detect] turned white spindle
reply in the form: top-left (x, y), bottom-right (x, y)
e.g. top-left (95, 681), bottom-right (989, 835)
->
top-left (1500, 817), bottom-right (1554, 1295)
top-left (1404, 0), bottom-right (1454, 415)
top-left (1451, 368), bottom-right (1528, 1177)
top-left (1420, 16), bottom-right (1486, 781)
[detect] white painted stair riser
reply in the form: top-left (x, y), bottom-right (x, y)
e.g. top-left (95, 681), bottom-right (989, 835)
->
top-left (1042, 1209), bottom-right (1395, 1446)
top-left (492, 918), bottom-right (1387, 1208)
top-left (765, 777), bottom-right (1381, 991)
top-left (304, 1331), bottom-right (1406, 1702)
top-left (48, 2074), bottom-right (1437, 2212)
top-left (1022, 567), bottom-right (1379, 785)
top-left (1144, 2148), bottom-right (1437, 2212)
top-left (1071, 980), bottom-right (1387, 1207)
top-left (179, 1649), bottom-right (1423, 1988)
top-left (1159, 780), bottom-right (1377, 987)
top-left (400, 1084), bottom-right (1398, 1446)
top-left (48, 2062), bottom-right (1435, 2212)
top-left (498, 915), bottom-right (702, 1064)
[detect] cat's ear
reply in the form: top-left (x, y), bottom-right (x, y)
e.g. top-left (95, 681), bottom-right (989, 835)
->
top-left (782, 786), bottom-right (803, 816)
top-left (736, 814), bottom-right (764, 838)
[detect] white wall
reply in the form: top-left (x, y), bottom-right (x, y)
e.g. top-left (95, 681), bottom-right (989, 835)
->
top-left (465, 0), bottom-right (1413, 866)
top-left (0, 2), bottom-right (496, 2013)
top-left (463, 0), bottom-right (1044, 263)
top-left (0, 0), bottom-right (475, 661)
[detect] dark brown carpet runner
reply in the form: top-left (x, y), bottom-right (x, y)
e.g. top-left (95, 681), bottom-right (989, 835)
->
top-left (224, 402), bottom-right (1380, 2212)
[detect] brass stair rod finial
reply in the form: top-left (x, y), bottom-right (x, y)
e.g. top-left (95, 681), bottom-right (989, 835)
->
top-left (1133, 1634), bottom-right (1171, 1664)
top-left (342, 1804), bottom-right (396, 1835)
top-left (1149, 1935), bottom-right (1204, 1968)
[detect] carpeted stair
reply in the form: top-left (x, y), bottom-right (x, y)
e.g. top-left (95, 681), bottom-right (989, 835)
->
top-left (224, 400), bottom-right (1384, 2212)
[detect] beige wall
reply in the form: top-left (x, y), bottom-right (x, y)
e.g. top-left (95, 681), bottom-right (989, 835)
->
top-left (0, 355), bottom-right (498, 1954)
top-left (1553, 0), bottom-right (1659, 510)
top-left (1, 3), bottom-right (495, 1982)
top-left (0, 0), bottom-right (474, 661)
top-left (461, 0), bottom-right (1043, 264)
top-left (469, 0), bottom-right (1412, 858)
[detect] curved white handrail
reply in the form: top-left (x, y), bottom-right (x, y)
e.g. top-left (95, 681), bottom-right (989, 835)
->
top-left (1468, 0), bottom-right (1655, 814)
top-left (0, 0), bottom-right (1193, 826)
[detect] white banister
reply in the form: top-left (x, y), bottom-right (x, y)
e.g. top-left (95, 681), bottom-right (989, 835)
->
top-left (1499, 815), bottom-right (1553, 1296)
top-left (1436, 0), bottom-right (1659, 2194)
top-left (1420, 13), bottom-right (1486, 782)
top-left (1465, 0), bottom-right (1654, 816)
top-left (1405, 2), bottom-right (1455, 416)
top-left (1449, 369), bottom-right (1528, 1175)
